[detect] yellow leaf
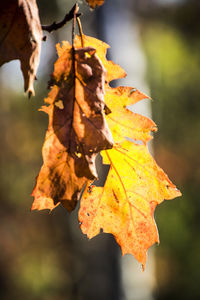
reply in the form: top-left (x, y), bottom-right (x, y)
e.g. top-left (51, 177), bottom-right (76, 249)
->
top-left (79, 141), bottom-right (181, 267)
top-left (105, 86), bottom-right (150, 109)
top-left (32, 33), bottom-right (181, 268)
top-left (76, 34), bottom-right (181, 267)
top-left (105, 86), bottom-right (157, 143)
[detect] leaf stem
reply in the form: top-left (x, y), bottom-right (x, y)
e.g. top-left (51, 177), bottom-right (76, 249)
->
top-left (76, 17), bottom-right (84, 47)
top-left (69, 3), bottom-right (79, 154)
top-left (72, 3), bottom-right (79, 47)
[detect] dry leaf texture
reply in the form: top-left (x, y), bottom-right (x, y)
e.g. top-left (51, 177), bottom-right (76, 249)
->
top-left (0, 0), bottom-right (42, 96)
top-left (32, 42), bottom-right (113, 211)
top-left (75, 35), bottom-right (181, 267)
top-left (32, 33), bottom-right (181, 267)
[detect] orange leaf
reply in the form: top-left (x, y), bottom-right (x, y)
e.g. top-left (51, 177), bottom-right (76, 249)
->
top-left (76, 35), bottom-right (181, 267)
top-left (32, 42), bottom-right (113, 211)
top-left (79, 142), bottom-right (181, 267)
top-left (32, 34), bottom-right (181, 267)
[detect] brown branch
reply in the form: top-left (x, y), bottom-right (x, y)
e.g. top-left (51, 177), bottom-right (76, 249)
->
top-left (42, 4), bottom-right (81, 33)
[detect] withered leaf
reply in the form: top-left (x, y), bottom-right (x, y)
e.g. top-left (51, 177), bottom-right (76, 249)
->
top-left (0, 0), bottom-right (42, 96)
top-left (32, 42), bottom-right (113, 211)
top-left (32, 34), bottom-right (181, 268)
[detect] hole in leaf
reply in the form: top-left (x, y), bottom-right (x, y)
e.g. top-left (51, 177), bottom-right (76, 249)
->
top-left (55, 100), bottom-right (64, 109)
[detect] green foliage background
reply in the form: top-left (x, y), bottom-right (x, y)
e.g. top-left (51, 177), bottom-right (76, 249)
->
top-left (140, 3), bottom-right (200, 298)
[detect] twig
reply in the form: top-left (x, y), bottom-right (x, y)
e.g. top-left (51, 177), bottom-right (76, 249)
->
top-left (72, 4), bottom-right (79, 46)
top-left (42, 4), bottom-right (81, 33)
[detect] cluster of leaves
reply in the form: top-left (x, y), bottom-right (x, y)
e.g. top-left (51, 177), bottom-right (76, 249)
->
top-left (0, 0), bottom-right (181, 268)
top-left (31, 33), bottom-right (181, 267)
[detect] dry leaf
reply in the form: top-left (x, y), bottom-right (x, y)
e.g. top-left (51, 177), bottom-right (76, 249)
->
top-left (32, 42), bottom-right (113, 211)
top-left (32, 34), bottom-right (181, 267)
top-left (75, 35), bottom-right (181, 267)
top-left (105, 86), bottom-right (157, 143)
top-left (79, 142), bottom-right (181, 267)
top-left (0, 0), bottom-right (42, 96)
top-left (85, 0), bottom-right (105, 9)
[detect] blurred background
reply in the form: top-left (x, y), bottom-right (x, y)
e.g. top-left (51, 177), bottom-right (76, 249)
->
top-left (0, 0), bottom-right (199, 299)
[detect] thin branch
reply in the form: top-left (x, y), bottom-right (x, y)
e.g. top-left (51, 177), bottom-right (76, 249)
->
top-left (72, 4), bottom-right (78, 46)
top-left (42, 4), bottom-right (81, 33)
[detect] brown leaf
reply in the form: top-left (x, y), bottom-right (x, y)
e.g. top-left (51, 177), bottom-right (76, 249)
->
top-left (32, 43), bottom-right (113, 211)
top-left (85, 0), bottom-right (105, 9)
top-left (0, 0), bottom-right (42, 96)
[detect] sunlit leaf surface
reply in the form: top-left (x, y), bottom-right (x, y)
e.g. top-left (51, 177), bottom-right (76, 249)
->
top-left (33, 34), bottom-right (181, 266)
